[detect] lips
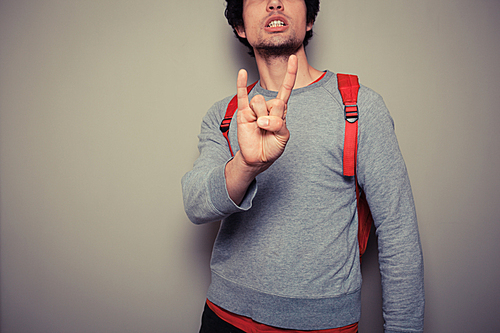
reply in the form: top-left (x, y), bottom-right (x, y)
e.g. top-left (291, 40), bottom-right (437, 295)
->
top-left (264, 15), bottom-right (289, 32)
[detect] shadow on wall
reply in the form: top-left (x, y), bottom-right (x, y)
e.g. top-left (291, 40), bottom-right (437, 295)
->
top-left (230, 34), bottom-right (259, 84)
top-left (359, 228), bottom-right (384, 332)
top-left (188, 220), bottom-right (221, 285)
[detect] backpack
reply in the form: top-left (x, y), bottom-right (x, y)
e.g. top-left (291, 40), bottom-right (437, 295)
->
top-left (219, 74), bottom-right (373, 257)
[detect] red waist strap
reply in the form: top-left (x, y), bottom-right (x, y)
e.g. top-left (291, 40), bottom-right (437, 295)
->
top-left (207, 300), bottom-right (358, 333)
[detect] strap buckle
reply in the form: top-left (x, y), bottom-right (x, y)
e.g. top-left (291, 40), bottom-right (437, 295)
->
top-left (345, 105), bottom-right (358, 123)
top-left (219, 117), bottom-right (232, 133)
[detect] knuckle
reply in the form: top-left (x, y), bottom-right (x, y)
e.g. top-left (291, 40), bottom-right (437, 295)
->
top-left (270, 117), bottom-right (283, 129)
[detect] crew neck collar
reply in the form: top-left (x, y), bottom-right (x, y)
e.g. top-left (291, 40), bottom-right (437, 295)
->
top-left (253, 70), bottom-right (332, 97)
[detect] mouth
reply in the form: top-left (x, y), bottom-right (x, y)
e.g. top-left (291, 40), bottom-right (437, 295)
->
top-left (264, 16), bottom-right (289, 32)
top-left (267, 20), bottom-right (286, 28)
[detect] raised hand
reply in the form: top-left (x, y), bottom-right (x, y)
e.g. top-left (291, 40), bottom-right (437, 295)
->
top-left (225, 55), bottom-right (297, 204)
top-left (236, 55), bottom-right (298, 169)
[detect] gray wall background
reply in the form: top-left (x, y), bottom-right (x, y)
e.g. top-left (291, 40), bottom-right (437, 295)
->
top-left (1, 1), bottom-right (499, 332)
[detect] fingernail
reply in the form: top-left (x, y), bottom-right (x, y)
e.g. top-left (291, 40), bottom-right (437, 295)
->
top-left (257, 118), bottom-right (269, 127)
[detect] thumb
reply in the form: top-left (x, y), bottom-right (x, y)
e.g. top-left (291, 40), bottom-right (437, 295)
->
top-left (257, 116), bottom-right (287, 134)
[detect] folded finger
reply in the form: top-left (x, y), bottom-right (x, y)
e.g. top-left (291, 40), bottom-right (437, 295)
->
top-left (250, 94), bottom-right (268, 118)
top-left (267, 99), bottom-right (286, 119)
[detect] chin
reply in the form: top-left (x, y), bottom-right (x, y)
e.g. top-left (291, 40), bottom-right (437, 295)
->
top-left (255, 38), bottom-right (303, 58)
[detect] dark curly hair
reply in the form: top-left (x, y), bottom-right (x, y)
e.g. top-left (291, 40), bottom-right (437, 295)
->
top-left (225, 0), bottom-right (320, 57)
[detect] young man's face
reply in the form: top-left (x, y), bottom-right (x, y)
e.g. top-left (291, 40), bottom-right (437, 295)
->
top-left (236, 0), bottom-right (313, 57)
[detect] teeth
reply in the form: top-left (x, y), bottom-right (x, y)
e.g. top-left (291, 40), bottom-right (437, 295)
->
top-left (268, 20), bottom-right (285, 28)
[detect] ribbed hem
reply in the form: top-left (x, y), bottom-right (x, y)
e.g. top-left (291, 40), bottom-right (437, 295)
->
top-left (207, 271), bottom-right (361, 331)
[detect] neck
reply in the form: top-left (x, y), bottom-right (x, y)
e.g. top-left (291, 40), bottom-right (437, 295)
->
top-left (254, 46), bottom-right (323, 91)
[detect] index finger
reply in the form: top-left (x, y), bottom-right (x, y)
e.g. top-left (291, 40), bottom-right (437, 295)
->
top-left (276, 55), bottom-right (298, 104)
top-left (237, 69), bottom-right (250, 110)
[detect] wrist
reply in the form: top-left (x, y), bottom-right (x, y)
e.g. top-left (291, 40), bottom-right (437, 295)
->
top-left (225, 152), bottom-right (268, 205)
top-left (227, 152), bottom-right (265, 182)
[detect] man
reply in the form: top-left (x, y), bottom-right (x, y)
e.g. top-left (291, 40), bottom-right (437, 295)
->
top-left (182, 0), bottom-right (424, 332)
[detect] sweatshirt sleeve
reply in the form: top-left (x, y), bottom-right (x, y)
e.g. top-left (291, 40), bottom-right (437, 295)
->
top-left (181, 99), bottom-right (257, 225)
top-left (356, 88), bottom-right (425, 333)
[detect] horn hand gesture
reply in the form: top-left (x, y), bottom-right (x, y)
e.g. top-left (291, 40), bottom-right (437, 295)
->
top-left (236, 55), bottom-right (297, 169)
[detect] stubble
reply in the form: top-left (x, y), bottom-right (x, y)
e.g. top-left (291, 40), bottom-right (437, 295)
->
top-left (254, 34), bottom-right (303, 61)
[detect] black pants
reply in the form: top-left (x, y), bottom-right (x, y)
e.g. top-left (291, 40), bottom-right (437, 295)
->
top-left (199, 303), bottom-right (245, 333)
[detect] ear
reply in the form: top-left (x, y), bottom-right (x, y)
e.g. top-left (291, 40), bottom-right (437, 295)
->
top-left (306, 21), bottom-right (314, 32)
top-left (235, 25), bottom-right (246, 38)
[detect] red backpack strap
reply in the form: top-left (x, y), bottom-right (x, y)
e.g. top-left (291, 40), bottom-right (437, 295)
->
top-left (337, 73), bottom-right (373, 258)
top-left (220, 81), bottom-right (258, 156)
top-left (337, 73), bottom-right (360, 177)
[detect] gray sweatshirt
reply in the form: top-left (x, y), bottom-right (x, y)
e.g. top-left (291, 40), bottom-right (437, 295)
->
top-left (182, 71), bottom-right (424, 332)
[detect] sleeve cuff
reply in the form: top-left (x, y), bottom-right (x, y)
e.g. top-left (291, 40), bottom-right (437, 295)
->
top-left (207, 161), bottom-right (257, 215)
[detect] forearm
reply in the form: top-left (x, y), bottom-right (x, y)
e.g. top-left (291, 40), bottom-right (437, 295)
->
top-left (182, 158), bottom-right (260, 224)
top-left (182, 99), bottom-right (257, 224)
